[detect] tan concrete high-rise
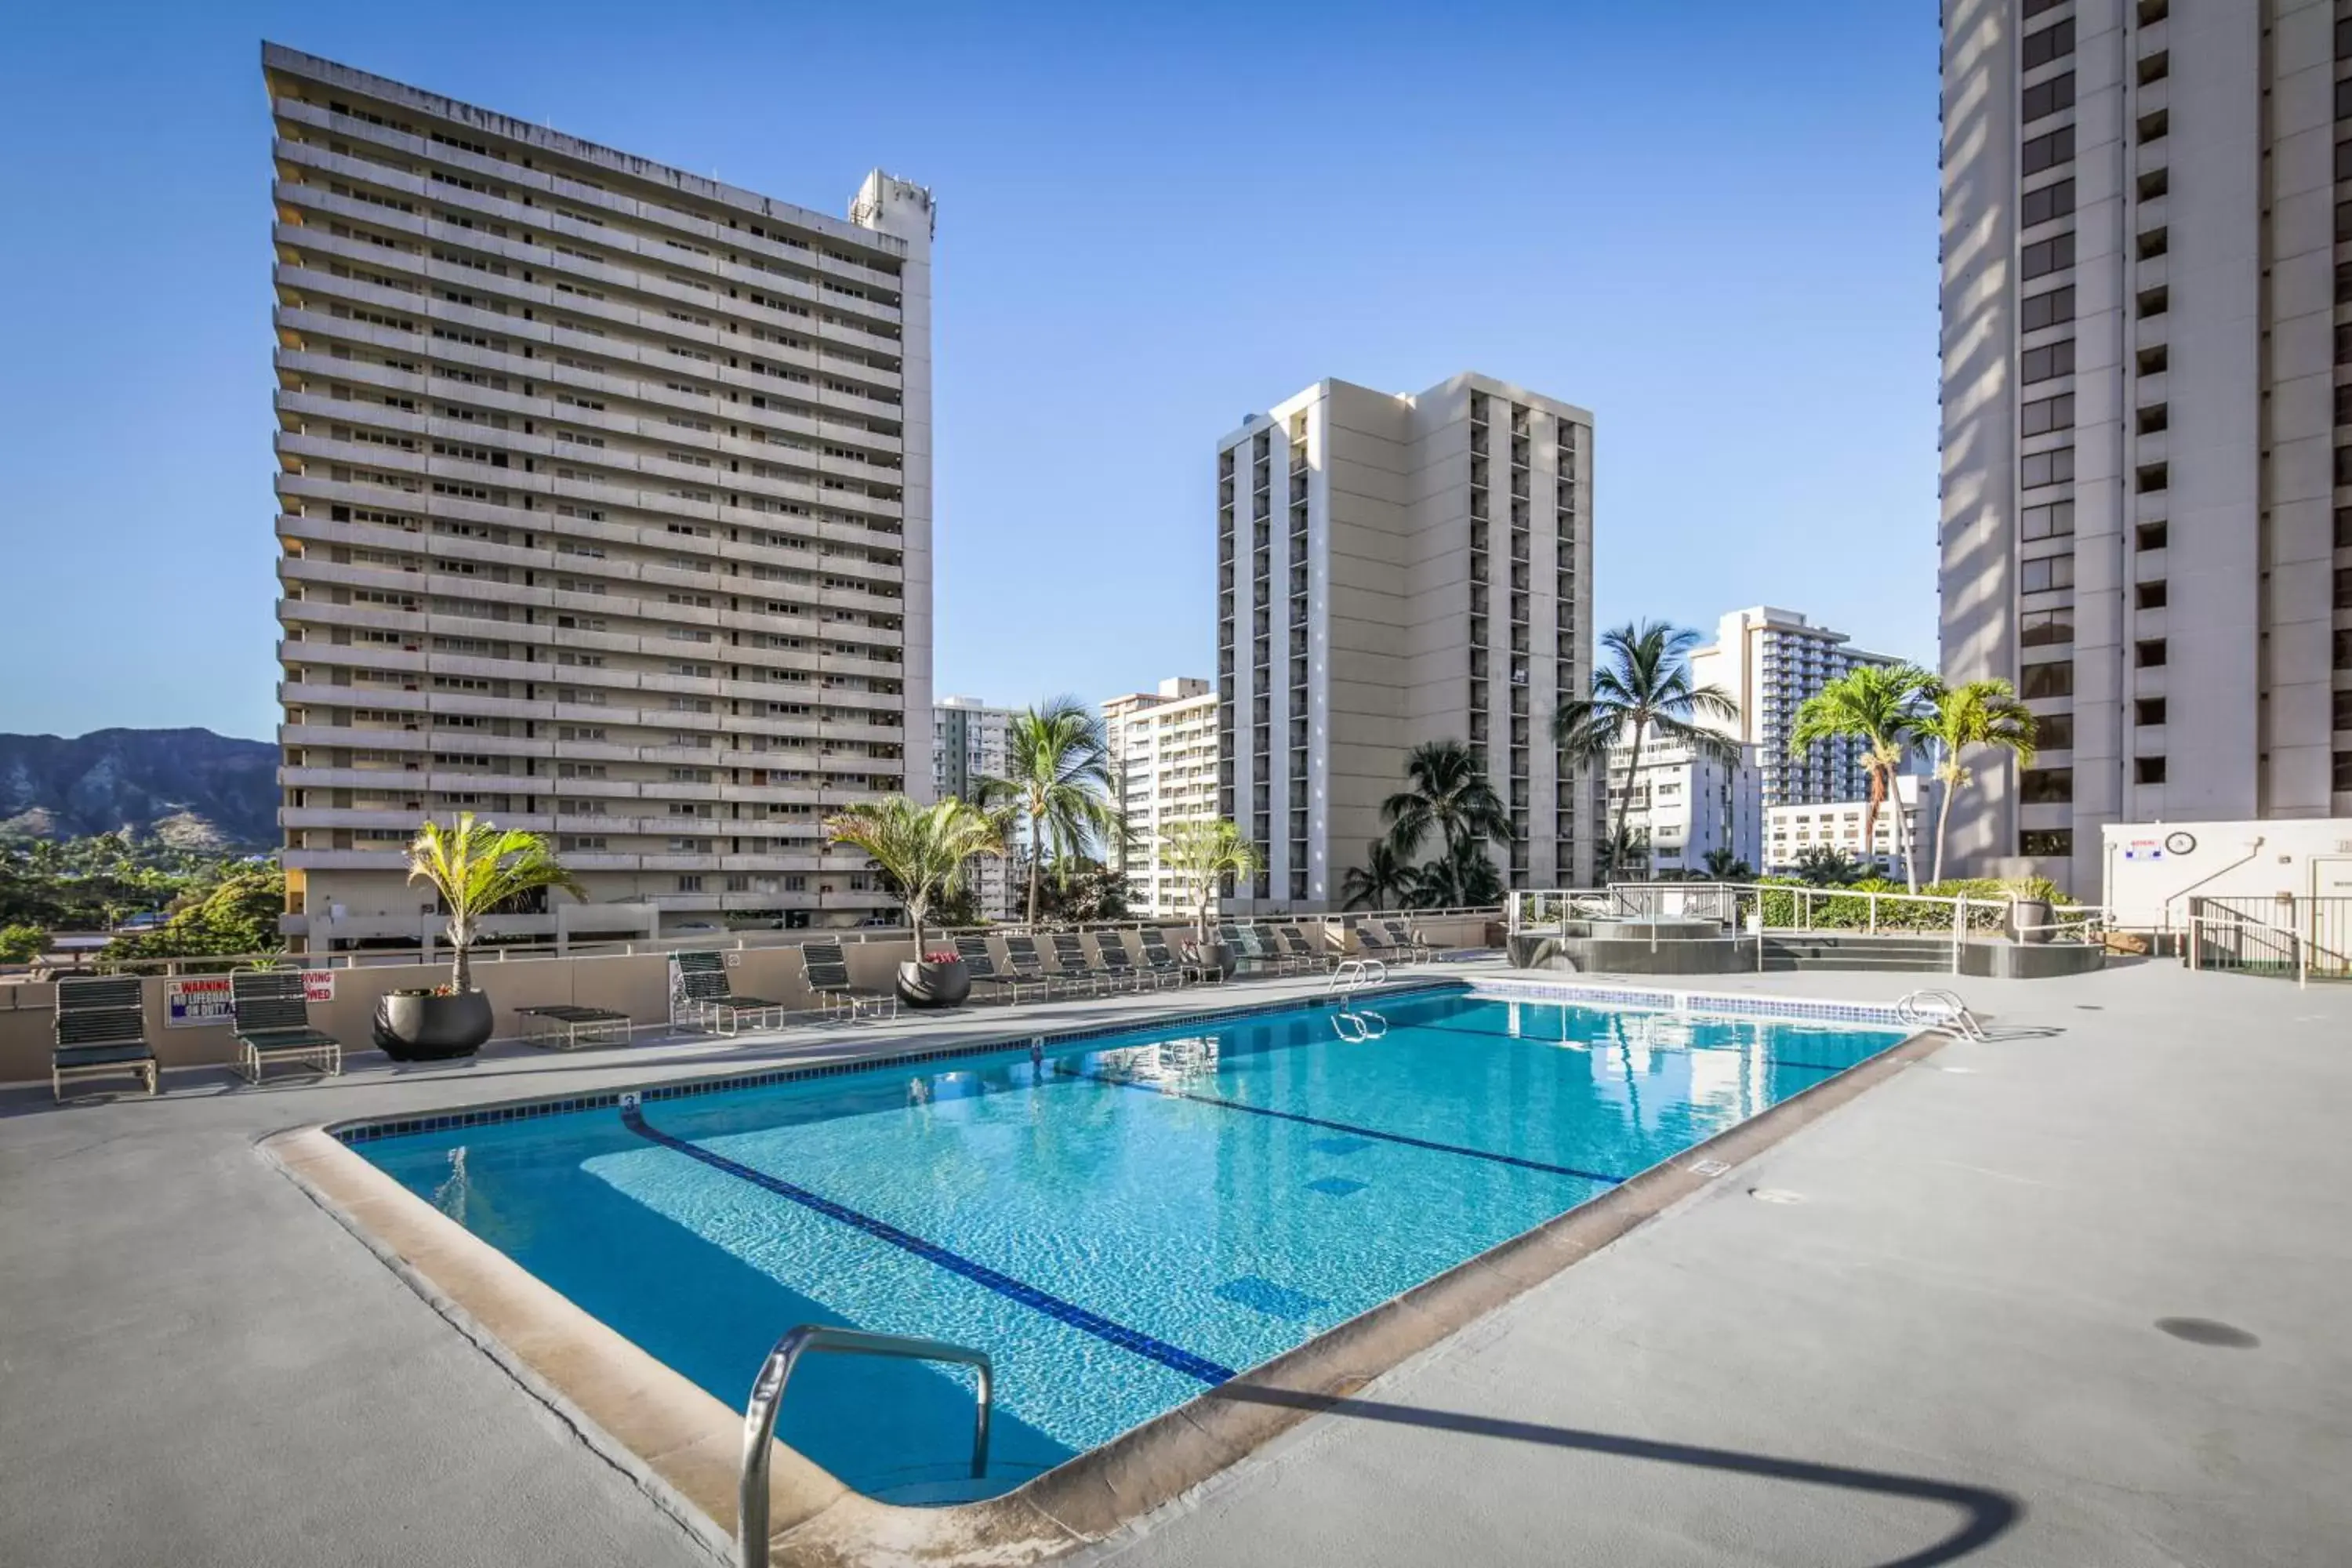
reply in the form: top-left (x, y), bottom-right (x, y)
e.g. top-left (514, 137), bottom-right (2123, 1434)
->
top-left (1939, 0), bottom-right (2349, 895)
top-left (1103, 678), bottom-right (1219, 916)
top-left (1216, 374), bottom-right (1595, 909)
top-left (263, 45), bottom-right (934, 949)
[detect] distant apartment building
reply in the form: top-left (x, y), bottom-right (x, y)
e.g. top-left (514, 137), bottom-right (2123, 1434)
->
top-left (1102, 678), bottom-right (1218, 916)
top-left (931, 696), bottom-right (1014, 920)
top-left (1939, 0), bottom-right (2350, 896)
top-left (1765, 776), bottom-right (1926, 880)
top-left (1603, 736), bottom-right (1763, 877)
top-left (264, 46), bottom-right (933, 949)
top-left (1216, 373), bottom-right (1595, 911)
top-left (1688, 607), bottom-right (1904, 811)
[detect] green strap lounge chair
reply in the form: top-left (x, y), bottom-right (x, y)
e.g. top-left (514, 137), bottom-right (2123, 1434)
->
top-left (230, 969), bottom-right (345, 1081)
top-left (53, 975), bottom-right (158, 1101)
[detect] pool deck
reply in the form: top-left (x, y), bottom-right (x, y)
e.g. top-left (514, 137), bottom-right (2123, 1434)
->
top-left (4, 960), bottom-right (2349, 1566)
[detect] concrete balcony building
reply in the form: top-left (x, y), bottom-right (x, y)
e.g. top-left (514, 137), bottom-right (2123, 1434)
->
top-left (262, 45), bottom-right (934, 948)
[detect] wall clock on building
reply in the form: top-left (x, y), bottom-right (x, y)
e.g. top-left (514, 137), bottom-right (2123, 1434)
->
top-left (2163, 831), bottom-right (2196, 855)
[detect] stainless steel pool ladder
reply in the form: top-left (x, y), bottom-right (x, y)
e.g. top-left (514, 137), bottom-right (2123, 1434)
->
top-left (1896, 989), bottom-right (1987, 1041)
top-left (738, 1325), bottom-right (993, 1568)
top-left (1331, 1008), bottom-right (1388, 1043)
top-left (1329, 957), bottom-right (1387, 993)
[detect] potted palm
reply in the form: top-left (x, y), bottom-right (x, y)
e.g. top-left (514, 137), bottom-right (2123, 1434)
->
top-left (377, 814), bottom-right (585, 1060)
top-left (825, 794), bottom-right (1004, 1007)
top-left (1162, 818), bottom-right (1260, 980)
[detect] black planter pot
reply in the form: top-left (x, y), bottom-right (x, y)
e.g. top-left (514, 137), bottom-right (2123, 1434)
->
top-left (1196, 942), bottom-right (1236, 982)
top-left (897, 958), bottom-right (971, 1008)
top-left (374, 989), bottom-right (495, 1060)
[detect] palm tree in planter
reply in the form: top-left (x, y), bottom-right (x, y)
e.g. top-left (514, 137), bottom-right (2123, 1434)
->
top-left (1161, 818), bottom-right (1261, 977)
top-left (826, 795), bottom-right (1005, 1005)
top-left (979, 697), bottom-right (1120, 928)
top-left (1789, 664), bottom-right (1936, 892)
top-left (1554, 621), bottom-right (1740, 883)
top-left (383, 813), bottom-right (584, 1058)
top-left (1339, 840), bottom-right (1415, 912)
top-left (1918, 678), bottom-right (2038, 885)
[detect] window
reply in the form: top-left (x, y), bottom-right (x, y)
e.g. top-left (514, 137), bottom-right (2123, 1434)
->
top-left (2337, 385), bottom-right (2352, 428)
top-left (2022, 392), bottom-right (2074, 437)
top-left (2138, 579), bottom-right (2169, 610)
top-left (2339, 628), bottom-right (2352, 670)
top-left (2024, 18), bottom-right (2074, 70)
top-left (676, 876), bottom-right (703, 893)
top-left (2022, 178), bottom-right (2076, 227)
top-left (2137, 462), bottom-right (2169, 493)
top-left (2022, 230), bottom-right (2075, 280)
top-left (2336, 690), bottom-right (2352, 731)
top-left (2022, 72), bottom-right (2075, 124)
top-left (2337, 324), bottom-right (2352, 366)
top-left (2337, 752), bottom-right (2352, 791)
top-left (2137, 228), bottom-right (2169, 260)
top-left (2037, 713), bottom-right (2074, 750)
top-left (2337, 507), bottom-right (2352, 548)
top-left (2339, 200), bottom-right (2352, 245)
top-left (2139, 404), bottom-right (2169, 435)
top-left (2022, 553), bottom-right (2074, 593)
top-left (2022, 445), bottom-right (2075, 488)
top-left (2134, 756), bottom-right (2168, 786)
top-left (2023, 125), bottom-right (2074, 176)
top-left (2022, 608), bottom-right (2074, 647)
top-left (2023, 499), bottom-right (2075, 540)
top-left (2022, 285), bottom-right (2074, 333)
top-left (2137, 520), bottom-right (2169, 552)
top-left (2138, 109), bottom-right (2169, 143)
top-left (2024, 0), bottom-right (2063, 14)
top-left (2140, 285), bottom-right (2170, 318)
top-left (2136, 638), bottom-right (2168, 668)
top-left (2022, 339), bottom-right (2075, 383)
top-left (2339, 77), bottom-right (2352, 122)
top-left (2020, 768), bottom-right (2074, 804)
top-left (2138, 166), bottom-right (2169, 201)
top-left (2340, 13), bottom-right (2352, 60)
top-left (2337, 447), bottom-right (2352, 488)
top-left (2020, 829), bottom-right (2073, 857)
top-left (2137, 697), bottom-right (2167, 728)
top-left (2339, 140), bottom-right (2352, 183)
top-left (2021, 660), bottom-right (2074, 699)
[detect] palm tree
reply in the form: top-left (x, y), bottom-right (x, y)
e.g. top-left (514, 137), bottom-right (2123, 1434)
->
top-left (1554, 621), bottom-right (1739, 881)
top-left (1338, 840), bottom-right (1415, 912)
top-left (1790, 845), bottom-right (1867, 887)
top-left (1160, 818), bottom-right (1261, 943)
top-left (405, 813), bottom-right (585, 994)
top-left (1918, 678), bottom-right (2038, 884)
top-left (978, 696), bottom-right (1120, 927)
top-left (1381, 739), bottom-right (1512, 867)
top-left (1788, 664), bottom-right (1936, 891)
top-left (1700, 847), bottom-right (1753, 881)
top-left (823, 795), bottom-right (1005, 950)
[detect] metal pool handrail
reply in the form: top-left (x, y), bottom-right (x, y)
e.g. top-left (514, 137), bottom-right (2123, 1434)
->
top-left (738, 1325), bottom-right (993, 1568)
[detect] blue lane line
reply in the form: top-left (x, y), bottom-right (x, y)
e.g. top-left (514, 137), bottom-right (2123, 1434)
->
top-left (619, 1105), bottom-right (1236, 1387)
top-left (1057, 1065), bottom-right (1626, 1186)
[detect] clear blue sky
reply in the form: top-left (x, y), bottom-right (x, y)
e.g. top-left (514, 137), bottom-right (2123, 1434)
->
top-left (0, 0), bottom-right (1940, 741)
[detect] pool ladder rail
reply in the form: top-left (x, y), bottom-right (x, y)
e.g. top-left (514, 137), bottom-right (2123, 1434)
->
top-left (738, 1325), bottom-right (993, 1568)
top-left (1331, 1008), bottom-right (1388, 1043)
top-left (1896, 989), bottom-right (1987, 1041)
top-left (1329, 956), bottom-right (1388, 993)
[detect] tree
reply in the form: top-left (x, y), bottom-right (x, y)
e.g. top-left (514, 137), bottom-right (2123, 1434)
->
top-left (1036, 858), bottom-right (1132, 925)
top-left (1595, 823), bottom-right (1650, 884)
top-left (1409, 842), bottom-right (1505, 909)
top-left (1160, 818), bottom-right (1261, 942)
top-left (100, 866), bottom-right (289, 970)
top-left (405, 815), bottom-right (585, 994)
top-left (1789, 664), bottom-right (1936, 891)
top-left (0, 924), bottom-right (46, 966)
top-left (1381, 740), bottom-right (1512, 867)
top-left (1554, 622), bottom-right (1739, 881)
top-left (1700, 848), bottom-right (1754, 881)
top-left (823, 794), bottom-right (1004, 950)
top-left (978, 697), bottom-right (1120, 928)
top-left (1338, 840), bottom-right (1415, 912)
top-left (1918, 678), bottom-right (2038, 884)
top-left (1789, 846), bottom-right (1867, 887)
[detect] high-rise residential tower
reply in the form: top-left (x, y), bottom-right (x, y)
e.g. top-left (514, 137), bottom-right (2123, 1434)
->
top-left (265, 45), bottom-right (932, 949)
top-left (1216, 374), bottom-right (1595, 909)
top-left (1939, 0), bottom-right (2348, 895)
top-left (1688, 606), bottom-right (1905, 812)
top-left (1102, 678), bottom-right (1218, 916)
top-left (931, 696), bottom-right (1014, 920)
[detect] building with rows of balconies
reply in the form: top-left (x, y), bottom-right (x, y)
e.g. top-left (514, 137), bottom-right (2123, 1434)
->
top-left (263, 44), bottom-right (935, 949)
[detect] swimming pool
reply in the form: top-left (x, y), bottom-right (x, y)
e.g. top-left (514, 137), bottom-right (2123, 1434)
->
top-left (349, 983), bottom-right (1909, 1505)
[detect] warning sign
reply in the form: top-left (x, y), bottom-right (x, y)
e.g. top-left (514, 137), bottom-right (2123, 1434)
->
top-left (163, 971), bottom-right (335, 1028)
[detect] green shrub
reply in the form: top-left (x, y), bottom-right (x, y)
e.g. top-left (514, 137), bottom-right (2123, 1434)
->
top-left (0, 924), bottom-right (46, 965)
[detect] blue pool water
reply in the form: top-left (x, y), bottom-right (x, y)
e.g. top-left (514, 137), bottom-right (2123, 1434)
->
top-left (354, 987), bottom-right (1906, 1504)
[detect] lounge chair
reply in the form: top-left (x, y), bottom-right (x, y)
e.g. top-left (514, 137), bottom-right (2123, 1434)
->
top-left (1001, 934), bottom-right (1080, 998)
top-left (1095, 932), bottom-right (1166, 990)
top-left (1045, 932), bottom-right (1107, 995)
top-left (1137, 931), bottom-right (1192, 986)
top-left (1276, 925), bottom-right (1339, 973)
top-left (1216, 924), bottom-right (1283, 978)
top-left (801, 940), bottom-right (898, 1019)
top-left (1248, 924), bottom-right (1306, 975)
top-left (53, 975), bottom-right (158, 1101)
top-left (670, 949), bottom-right (789, 1035)
top-left (230, 968), bottom-right (345, 1080)
top-left (953, 935), bottom-right (1050, 1004)
top-left (1384, 918), bottom-right (1444, 960)
top-left (1352, 922), bottom-right (1417, 967)
top-left (514, 1004), bottom-right (633, 1051)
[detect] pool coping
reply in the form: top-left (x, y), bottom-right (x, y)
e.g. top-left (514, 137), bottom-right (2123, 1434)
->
top-left (260, 980), bottom-right (1950, 1567)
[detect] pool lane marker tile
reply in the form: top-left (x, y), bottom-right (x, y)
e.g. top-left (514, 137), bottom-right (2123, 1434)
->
top-left (619, 1105), bottom-right (1236, 1386)
top-left (1305, 1177), bottom-right (1368, 1197)
top-left (1066, 1065), bottom-right (1625, 1187)
top-left (1310, 1136), bottom-right (1376, 1157)
top-left (1214, 1276), bottom-right (1329, 1321)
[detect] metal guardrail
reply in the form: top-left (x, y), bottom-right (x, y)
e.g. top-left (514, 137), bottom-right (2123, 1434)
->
top-left (2189, 895), bottom-right (2351, 982)
top-left (738, 1325), bottom-right (992, 1568)
top-left (2187, 908), bottom-right (2310, 989)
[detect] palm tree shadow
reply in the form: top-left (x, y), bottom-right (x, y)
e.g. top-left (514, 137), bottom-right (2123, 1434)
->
top-left (1203, 1385), bottom-right (2023, 1568)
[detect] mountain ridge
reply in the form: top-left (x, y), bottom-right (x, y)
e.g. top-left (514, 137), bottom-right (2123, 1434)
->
top-left (0, 728), bottom-right (278, 849)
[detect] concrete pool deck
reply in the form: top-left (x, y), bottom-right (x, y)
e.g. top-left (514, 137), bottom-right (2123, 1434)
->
top-left (4, 960), bottom-right (2349, 1566)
